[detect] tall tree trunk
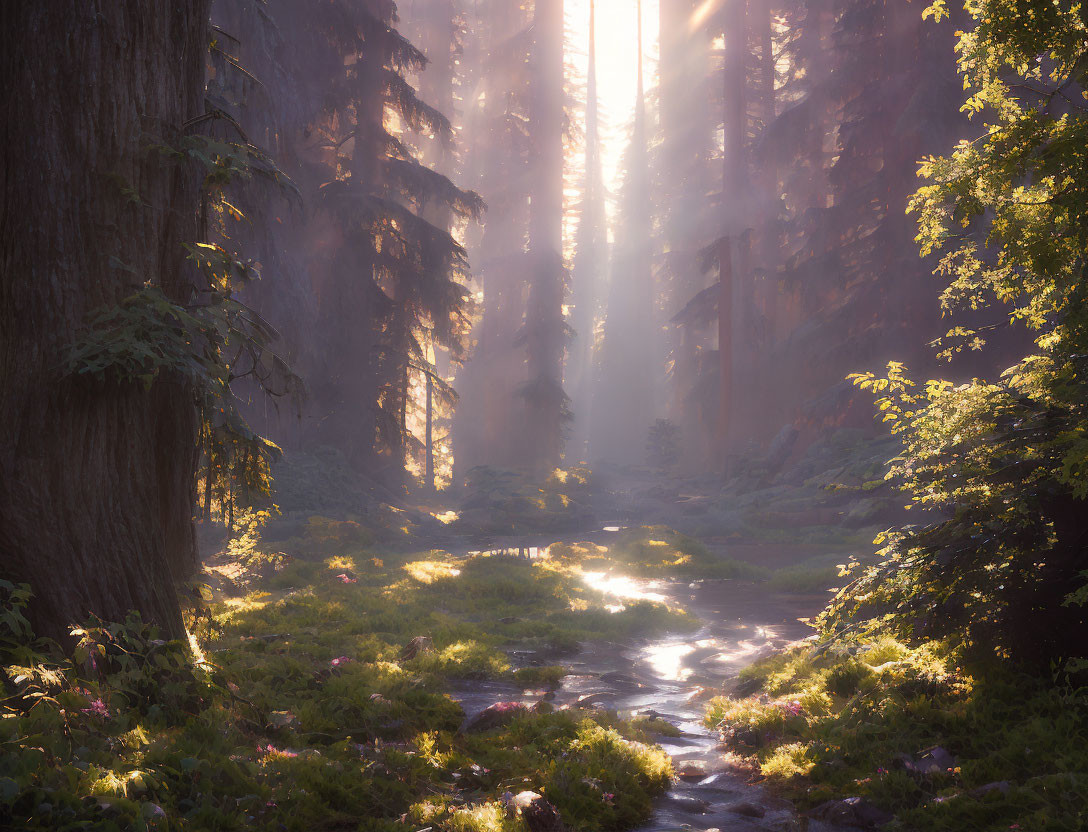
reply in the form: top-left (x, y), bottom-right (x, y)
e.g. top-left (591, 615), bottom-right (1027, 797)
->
top-left (716, 237), bottom-right (735, 463)
top-left (419, 0), bottom-right (457, 492)
top-left (0, 1), bottom-right (211, 642)
top-left (722, 0), bottom-right (749, 227)
top-left (718, 0), bottom-right (749, 460)
top-left (567, 0), bottom-right (607, 459)
top-left (425, 369), bottom-right (435, 491)
top-left (524, 0), bottom-right (566, 474)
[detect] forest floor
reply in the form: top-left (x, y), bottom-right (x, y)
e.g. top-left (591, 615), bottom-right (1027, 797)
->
top-left (6, 435), bottom-right (1084, 831)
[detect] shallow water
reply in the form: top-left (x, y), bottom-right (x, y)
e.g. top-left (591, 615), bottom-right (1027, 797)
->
top-left (451, 552), bottom-right (837, 832)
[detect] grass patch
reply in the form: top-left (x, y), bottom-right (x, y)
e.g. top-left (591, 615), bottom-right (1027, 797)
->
top-left (1, 540), bottom-right (687, 832)
top-left (705, 636), bottom-right (1088, 831)
top-left (549, 526), bottom-right (767, 581)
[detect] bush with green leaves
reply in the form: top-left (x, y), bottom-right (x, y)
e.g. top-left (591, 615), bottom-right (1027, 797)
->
top-left (706, 636), bottom-right (1088, 832)
top-left (835, 1), bottom-right (1088, 667)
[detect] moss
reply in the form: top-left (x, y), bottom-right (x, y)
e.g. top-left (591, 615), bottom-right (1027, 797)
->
top-left (628, 715), bottom-right (682, 738)
top-left (1, 539), bottom-right (684, 832)
top-left (553, 526), bottom-right (767, 581)
top-left (705, 636), bottom-right (1088, 831)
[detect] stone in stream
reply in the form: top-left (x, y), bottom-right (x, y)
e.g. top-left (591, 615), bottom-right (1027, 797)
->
top-left (727, 801), bottom-right (767, 818)
top-left (576, 692), bottom-right (615, 708)
top-left (598, 671), bottom-right (646, 691)
top-left (502, 791), bottom-right (565, 832)
top-left (676, 761), bottom-right (708, 781)
top-left (662, 794), bottom-right (711, 814)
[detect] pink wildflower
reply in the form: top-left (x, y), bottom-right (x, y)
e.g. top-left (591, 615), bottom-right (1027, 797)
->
top-left (330, 656), bottom-right (354, 667)
top-left (259, 743), bottom-right (299, 758)
top-left (336, 573), bottom-right (357, 584)
top-left (81, 697), bottom-right (110, 719)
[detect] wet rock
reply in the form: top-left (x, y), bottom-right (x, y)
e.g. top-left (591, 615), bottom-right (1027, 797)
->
top-left (810, 796), bottom-right (892, 828)
top-left (727, 801), bottom-right (766, 818)
top-left (663, 794), bottom-right (710, 814)
top-left (463, 701), bottom-right (529, 733)
top-left (399, 636), bottom-right (433, 661)
top-left (676, 761), bottom-right (708, 781)
top-left (914, 745), bottom-right (956, 774)
top-left (685, 686), bottom-right (713, 703)
top-left (576, 692), bottom-right (614, 708)
top-left (598, 671), bottom-right (645, 691)
top-left (503, 791), bottom-right (565, 832)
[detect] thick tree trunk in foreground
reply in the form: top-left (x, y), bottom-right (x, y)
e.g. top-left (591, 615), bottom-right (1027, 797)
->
top-left (0, 2), bottom-right (210, 642)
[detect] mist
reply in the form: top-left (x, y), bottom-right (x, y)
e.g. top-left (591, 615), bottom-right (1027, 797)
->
top-left (6, 3), bottom-right (1084, 830)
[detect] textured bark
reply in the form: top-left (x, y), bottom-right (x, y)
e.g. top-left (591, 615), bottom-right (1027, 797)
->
top-left (0, 1), bottom-right (210, 642)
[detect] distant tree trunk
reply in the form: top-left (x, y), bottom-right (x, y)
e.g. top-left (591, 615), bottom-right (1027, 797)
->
top-left (719, 0), bottom-right (748, 460)
top-left (716, 237), bottom-right (734, 463)
top-left (419, 0), bottom-right (457, 493)
top-left (452, 0), bottom-right (531, 476)
top-left (722, 0), bottom-right (749, 226)
top-left (523, 0), bottom-right (566, 474)
top-left (0, 1), bottom-right (210, 642)
top-left (425, 370), bottom-right (436, 491)
top-left (755, 0), bottom-right (779, 348)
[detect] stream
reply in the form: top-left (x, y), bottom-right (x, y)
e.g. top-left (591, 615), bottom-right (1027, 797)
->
top-left (451, 533), bottom-right (838, 832)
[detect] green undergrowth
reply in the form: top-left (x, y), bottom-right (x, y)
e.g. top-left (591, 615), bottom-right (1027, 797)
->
top-left (549, 527), bottom-right (845, 596)
top-left (453, 467), bottom-right (596, 536)
top-left (1, 543), bottom-right (686, 831)
top-left (705, 636), bottom-right (1088, 831)
top-left (549, 526), bottom-right (767, 581)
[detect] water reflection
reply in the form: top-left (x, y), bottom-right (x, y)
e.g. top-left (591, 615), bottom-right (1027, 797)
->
top-left (581, 571), bottom-right (669, 608)
top-left (642, 640), bottom-right (695, 681)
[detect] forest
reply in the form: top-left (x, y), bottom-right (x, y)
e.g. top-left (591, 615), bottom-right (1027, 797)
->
top-left (1, 0), bottom-right (1086, 830)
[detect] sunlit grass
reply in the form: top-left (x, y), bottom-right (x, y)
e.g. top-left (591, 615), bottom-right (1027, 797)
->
top-left (547, 526), bottom-right (767, 581)
top-left (404, 557), bottom-right (462, 584)
top-left (704, 635), bottom-right (1088, 830)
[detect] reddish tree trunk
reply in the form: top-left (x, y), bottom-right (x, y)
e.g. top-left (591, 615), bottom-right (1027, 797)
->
top-left (0, 1), bottom-right (211, 642)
